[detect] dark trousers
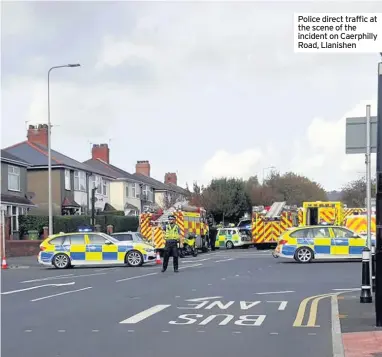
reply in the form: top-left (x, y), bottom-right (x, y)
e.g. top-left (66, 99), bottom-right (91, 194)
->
top-left (163, 240), bottom-right (179, 271)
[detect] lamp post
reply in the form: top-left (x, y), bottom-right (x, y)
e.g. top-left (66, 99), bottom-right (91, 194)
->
top-left (48, 64), bottom-right (80, 236)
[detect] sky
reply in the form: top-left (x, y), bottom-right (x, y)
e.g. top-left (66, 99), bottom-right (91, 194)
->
top-left (1, 1), bottom-right (381, 191)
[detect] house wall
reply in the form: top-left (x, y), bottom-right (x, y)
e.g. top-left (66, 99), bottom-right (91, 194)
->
top-left (1, 162), bottom-right (28, 197)
top-left (27, 169), bottom-right (62, 215)
top-left (109, 181), bottom-right (125, 211)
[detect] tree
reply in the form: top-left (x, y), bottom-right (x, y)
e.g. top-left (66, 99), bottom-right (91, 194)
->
top-left (162, 191), bottom-right (186, 209)
top-left (340, 177), bottom-right (376, 207)
top-left (202, 178), bottom-right (251, 223)
top-left (258, 171), bottom-right (327, 206)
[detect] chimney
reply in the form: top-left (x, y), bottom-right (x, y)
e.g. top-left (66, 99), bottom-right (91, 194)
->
top-left (27, 124), bottom-right (49, 147)
top-left (165, 172), bottom-right (177, 185)
top-left (136, 160), bottom-right (150, 177)
top-left (92, 144), bottom-right (110, 164)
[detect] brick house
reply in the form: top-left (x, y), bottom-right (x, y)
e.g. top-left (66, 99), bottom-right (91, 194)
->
top-left (3, 124), bottom-right (114, 215)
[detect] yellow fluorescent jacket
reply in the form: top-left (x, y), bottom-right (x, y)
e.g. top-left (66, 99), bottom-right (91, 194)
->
top-left (165, 224), bottom-right (180, 240)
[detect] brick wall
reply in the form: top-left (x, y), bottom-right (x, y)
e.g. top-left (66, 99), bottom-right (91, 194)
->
top-left (4, 240), bottom-right (42, 257)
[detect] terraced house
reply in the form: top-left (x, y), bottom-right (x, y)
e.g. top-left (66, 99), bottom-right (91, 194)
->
top-left (4, 124), bottom-right (114, 215)
top-left (0, 150), bottom-right (35, 237)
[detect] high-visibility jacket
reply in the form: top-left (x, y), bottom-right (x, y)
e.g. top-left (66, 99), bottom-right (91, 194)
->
top-left (165, 224), bottom-right (180, 240)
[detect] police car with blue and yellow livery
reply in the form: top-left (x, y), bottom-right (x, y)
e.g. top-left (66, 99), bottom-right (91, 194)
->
top-left (38, 231), bottom-right (156, 269)
top-left (273, 225), bottom-right (376, 263)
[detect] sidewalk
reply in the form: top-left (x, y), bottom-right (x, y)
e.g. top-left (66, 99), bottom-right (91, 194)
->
top-left (338, 292), bottom-right (382, 357)
top-left (4, 255), bottom-right (40, 269)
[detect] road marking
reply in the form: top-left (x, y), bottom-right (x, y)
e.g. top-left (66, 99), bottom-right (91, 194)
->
top-left (331, 295), bottom-right (345, 357)
top-left (270, 332), bottom-right (279, 335)
top-left (94, 267), bottom-right (117, 272)
top-left (116, 272), bottom-right (158, 282)
top-left (21, 272), bottom-right (107, 283)
top-left (267, 301), bottom-right (288, 310)
top-left (232, 331), bottom-right (241, 334)
top-left (180, 263), bottom-right (203, 269)
top-left (221, 278), bottom-right (226, 280)
top-left (119, 304), bottom-right (171, 324)
top-left (197, 330), bottom-right (205, 333)
top-left (24, 330), bottom-right (32, 332)
top-left (1, 282), bottom-right (75, 295)
top-left (19, 273), bottom-right (74, 282)
top-left (192, 289), bottom-right (196, 291)
top-left (186, 296), bottom-right (222, 302)
top-left (215, 258), bottom-right (234, 263)
top-left (255, 291), bottom-right (294, 295)
top-left (30, 287), bottom-right (92, 302)
top-left (294, 289), bottom-right (360, 328)
top-left (308, 333), bottom-right (317, 335)
top-left (182, 258), bottom-right (210, 263)
top-left (58, 330), bottom-right (66, 332)
top-left (162, 330), bottom-right (169, 333)
top-left (293, 293), bottom-right (332, 327)
top-left (92, 330), bottom-right (99, 332)
top-left (127, 330), bottom-right (134, 333)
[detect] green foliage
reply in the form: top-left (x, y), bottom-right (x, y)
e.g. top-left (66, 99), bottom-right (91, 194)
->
top-left (102, 210), bottom-right (125, 216)
top-left (19, 214), bottom-right (140, 238)
top-left (340, 177), bottom-right (376, 208)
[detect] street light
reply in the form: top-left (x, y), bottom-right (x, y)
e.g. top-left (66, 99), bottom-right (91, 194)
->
top-left (48, 64), bottom-right (80, 236)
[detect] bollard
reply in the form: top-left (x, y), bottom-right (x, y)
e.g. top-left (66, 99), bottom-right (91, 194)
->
top-left (372, 245), bottom-right (376, 292)
top-left (360, 247), bottom-right (373, 303)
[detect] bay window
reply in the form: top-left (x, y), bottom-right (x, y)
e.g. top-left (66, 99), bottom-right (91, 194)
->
top-left (8, 165), bottom-right (20, 191)
top-left (74, 171), bottom-right (86, 191)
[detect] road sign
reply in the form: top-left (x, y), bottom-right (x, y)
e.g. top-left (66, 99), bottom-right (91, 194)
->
top-left (346, 116), bottom-right (377, 154)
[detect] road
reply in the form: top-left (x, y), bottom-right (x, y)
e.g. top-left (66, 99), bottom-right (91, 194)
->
top-left (1, 249), bottom-right (361, 357)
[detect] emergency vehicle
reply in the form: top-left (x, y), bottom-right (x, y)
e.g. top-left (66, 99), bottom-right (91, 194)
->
top-left (251, 202), bottom-right (299, 249)
top-left (344, 214), bottom-right (376, 235)
top-left (301, 201), bottom-right (344, 226)
top-left (139, 205), bottom-right (209, 252)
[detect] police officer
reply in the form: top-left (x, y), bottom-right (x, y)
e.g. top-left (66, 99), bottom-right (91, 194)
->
top-left (162, 215), bottom-right (182, 273)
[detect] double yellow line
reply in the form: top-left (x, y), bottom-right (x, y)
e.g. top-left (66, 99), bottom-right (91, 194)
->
top-left (293, 292), bottom-right (340, 327)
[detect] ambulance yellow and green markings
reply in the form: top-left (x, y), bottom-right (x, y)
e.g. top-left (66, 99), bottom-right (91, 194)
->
top-left (38, 232), bottom-right (156, 268)
top-left (215, 228), bottom-right (250, 249)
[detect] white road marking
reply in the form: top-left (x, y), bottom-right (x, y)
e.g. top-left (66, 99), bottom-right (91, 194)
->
top-left (94, 267), bottom-right (117, 272)
top-left (255, 291), bottom-right (295, 295)
top-left (1, 282), bottom-right (75, 295)
top-left (179, 264), bottom-right (203, 270)
top-left (192, 289), bottom-right (196, 291)
top-left (208, 284), bottom-right (212, 286)
top-left (235, 275), bottom-right (240, 277)
top-left (162, 330), bottom-right (169, 333)
top-left (30, 287), bottom-right (92, 302)
top-left (215, 258), bottom-right (234, 263)
top-left (221, 278), bottom-right (226, 280)
top-left (197, 330), bottom-right (205, 333)
top-left (270, 332), bottom-right (279, 335)
top-left (175, 296), bottom-right (181, 298)
top-left (58, 330), bottom-right (66, 332)
top-left (127, 330), bottom-right (135, 333)
top-left (332, 288), bottom-right (360, 291)
top-left (182, 258), bottom-right (210, 263)
top-left (19, 273), bottom-right (74, 282)
top-left (116, 272), bottom-right (158, 282)
top-left (267, 301), bottom-right (288, 310)
top-left (24, 330), bottom-right (32, 332)
top-left (186, 296), bottom-right (222, 302)
top-left (119, 304), bottom-right (171, 324)
top-left (232, 331), bottom-right (241, 334)
top-left (21, 272), bottom-right (107, 283)
top-left (308, 333), bottom-right (317, 335)
top-left (92, 330), bottom-right (99, 332)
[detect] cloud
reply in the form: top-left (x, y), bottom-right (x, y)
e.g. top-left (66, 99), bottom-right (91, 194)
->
top-left (203, 149), bottom-right (263, 181)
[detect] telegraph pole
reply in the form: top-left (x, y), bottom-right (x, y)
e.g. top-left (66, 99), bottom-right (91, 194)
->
top-left (375, 61), bottom-right (382, 326)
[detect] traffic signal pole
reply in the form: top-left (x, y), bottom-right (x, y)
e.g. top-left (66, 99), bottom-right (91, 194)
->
top-left (375, 61), bottom-right (382, 327)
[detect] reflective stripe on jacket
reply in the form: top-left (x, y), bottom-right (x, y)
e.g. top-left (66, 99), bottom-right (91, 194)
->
top-left (165, 224), bottom-right (180, 240)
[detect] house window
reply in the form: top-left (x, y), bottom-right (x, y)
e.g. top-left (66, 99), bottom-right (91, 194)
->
top-left (102, 179), bottom-right (107, 196)
top-left (65, 169), bottom-right (71, 190)
top-left (74, 171), bottom-right (86, 192)
top-left (7, 205), bottom-right (19, 232)
top-left (125, 184), bottom-right (130, 197)
top-left (132, 183), bottom-right (136, 198)
top-left (142, 185), bottom-right (148, 200)
top-left (8, 165), bottom-right (20, 191)
top-left (149, 187), bottom-right (154, 202)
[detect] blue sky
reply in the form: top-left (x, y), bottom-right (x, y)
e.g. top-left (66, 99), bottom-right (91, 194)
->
top-left (1, 1), bottom-right (381, 190)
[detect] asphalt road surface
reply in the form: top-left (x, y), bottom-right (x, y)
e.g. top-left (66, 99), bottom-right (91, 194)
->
top-left (1, 249), bottom-right (361, 357)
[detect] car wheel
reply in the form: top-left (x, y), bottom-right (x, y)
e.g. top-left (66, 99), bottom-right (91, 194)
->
top-left (294, 247), bottom-right (314, 263)
top-left (226, 241), bottom-right (234, 249)
top-left (53, 253), bottom-right (70, 269)
top-left (125, 250), bottom-right (144, 267)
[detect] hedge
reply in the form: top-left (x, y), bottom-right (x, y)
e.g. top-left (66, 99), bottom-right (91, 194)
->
top-left (19, 215), bottom-right (139, 238)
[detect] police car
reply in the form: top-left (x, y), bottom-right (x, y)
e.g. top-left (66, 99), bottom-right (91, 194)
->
top-left (273, 225), bottom-right (376, 263)
top-left (38, 231), bottom-right (156, 269)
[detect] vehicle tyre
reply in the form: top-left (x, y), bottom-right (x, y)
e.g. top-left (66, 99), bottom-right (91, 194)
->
top-left (226, 241), bottom-right (234, 249)
top-left (52, 253), bottom-right (71, 269)
top-left (193, 246), bottom-right (198, 257)
top-left (125, 250), bottom-right (144, 267)
top-left (294, 247), bottom-right (314, 263)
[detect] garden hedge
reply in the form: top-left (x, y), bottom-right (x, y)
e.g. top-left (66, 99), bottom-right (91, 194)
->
top-left (19, 214), bottom-right (139, 238)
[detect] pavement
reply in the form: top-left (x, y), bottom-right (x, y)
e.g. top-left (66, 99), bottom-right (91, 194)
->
top-left (0, 248), bottom-right (372, 357)
top-left (338, 292), bottom-right (382, 357)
